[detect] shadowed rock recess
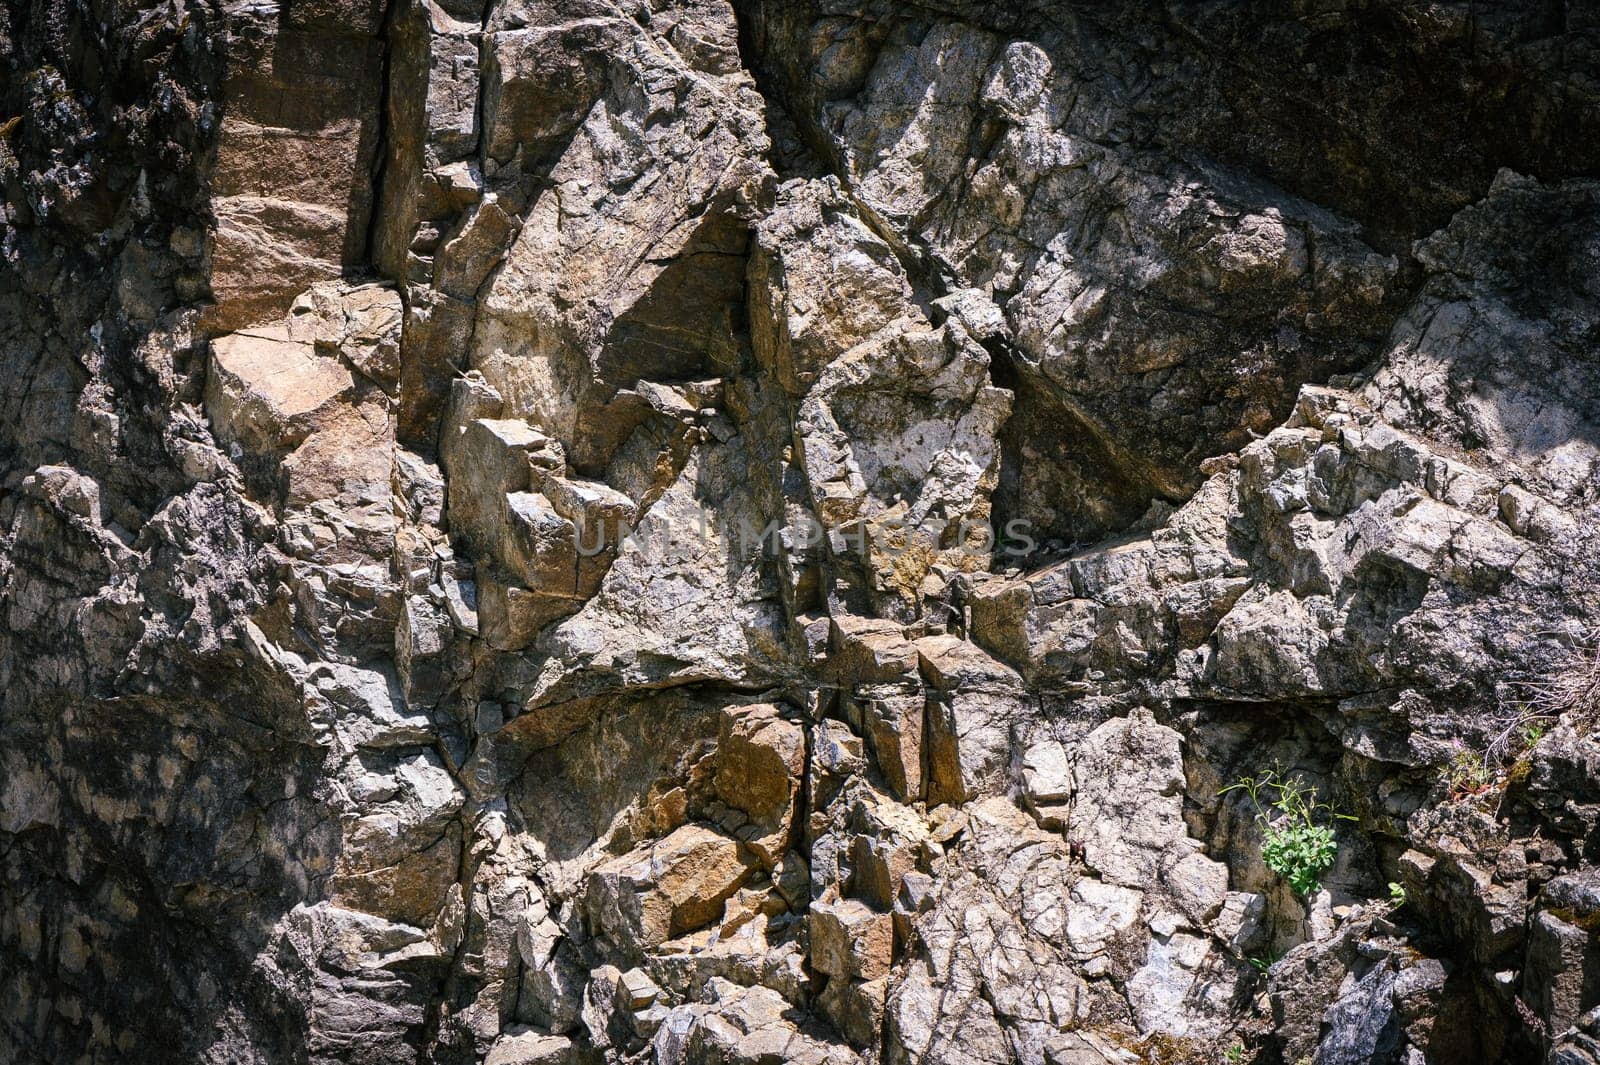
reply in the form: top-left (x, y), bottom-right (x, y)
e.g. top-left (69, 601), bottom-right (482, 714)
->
top-left (4, 0), bottom-right (1600, 1061)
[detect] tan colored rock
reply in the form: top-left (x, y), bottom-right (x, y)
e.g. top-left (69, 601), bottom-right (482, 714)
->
top-left (465, 2), bottom-right (768, 476)
top-left (206, 326), bottom-right (353, 451)
top-left (329, 826), bottom-right (461, 929)
top-left (915, 633), bottom-right (1024, 799)
top-left (634, 784), bottom-right (689, 840)
top-left (286, 282), bottom-right (404, 390)
top-left (537, 474), bottom-right (635, 595)
top-left (751, 178), bottom-right (1011, 619)
top-left (749, 176), bottom-right (915, 397)
top-left (619, 968), bottom-right (660, 1010)
top-left (810, 895), bottom-right (894, 981)
top-left (847, 685), bottom-right (924, 802)
top-left (481, 18), bottom-right (626, 165)
top-left (486, 1028), bottom-right (583, 1065)
top-left (586, 824), bottom-right (757, 951)
top-left (844, 791), bottom-right (934, 912)
top-left (925, 688), bottom-right (1026, 806)
top-left (477, 574), bottom-right (574, 652)
top-left (445, 413), bottom-right (562, 555)
top-left (329, 751), bottom-right (466, 927)
top-left (540, 476), bottom-right (634, 556)
top-left (205, 3), bottom-right (386, 331)
top-left (914, 635), bottom-right (1022, 692)
top-left (205, 284), bottom-right (404, 573)
top-left (504, 492), bottom-right (580, 594)
top-left (714, 704), bottom-right (803, 866)
top-left (828, 614), bottom-right (919, 685)
top-left (280, 395), bottom-right (396, 511)
top-left (526, 440), bottom-right (790, 711)
top-left (515, 907), bottom-right (587, 1036)
top-left (22, 1), bottom-right (1600, 1061)
top-left (817, 974), bottom-right (888, 1050)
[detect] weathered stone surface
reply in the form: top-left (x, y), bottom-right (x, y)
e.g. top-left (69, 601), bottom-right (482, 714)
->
top-left (918, 636), bottom-right (1026, 804)
top-left (1553, 1008), bottom-right (1600, 1065)
top-left (1022, 739), bottom-right (1072, 805)
top-left (586, 824), bottom-right (759, 953)
top-left (1072, 709), bottom-right (1189, 888)
top-left (205, 0), bottom-right (388, 332)
top-left (487, 1028), bottom-right (588, 1065)
top-left (810, 895), bottom-right (894, 981)
top-left (206, 327), bottom-right (354, 452)
top-left (847, 684), bottom-right (925, 803)
top-left (713, 703), bottom-right (803, 865)
top-left (7, 0), bottom-right (1600, 1061)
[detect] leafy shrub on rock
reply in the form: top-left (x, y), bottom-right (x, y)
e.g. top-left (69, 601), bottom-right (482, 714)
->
top-left (1223, 770), bottom-right (1354, 897)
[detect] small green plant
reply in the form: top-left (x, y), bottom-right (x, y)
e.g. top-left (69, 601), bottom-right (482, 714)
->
top-left (1223, 1044), bottom-right (1246, 1065)
top-left (1222, 769), bottom-right (1354, 897)
top-left (1247, 954), bottom-right (1272, 974)
top-left (1440, 710), bottom-right (1553, 798)
top-left (1507, 719), bottom-right (1547, 787)
top-left (1444, 743), bottom-right (1493, 798)
top-left (1388, 881), bottom-right (1407, 908)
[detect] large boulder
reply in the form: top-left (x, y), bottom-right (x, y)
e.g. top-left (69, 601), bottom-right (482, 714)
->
top-left (585, 824), bottom-right (759, 953)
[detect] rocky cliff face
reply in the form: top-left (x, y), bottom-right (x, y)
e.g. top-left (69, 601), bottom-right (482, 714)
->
top-left (3, 1), bottom-right (1599, 1062)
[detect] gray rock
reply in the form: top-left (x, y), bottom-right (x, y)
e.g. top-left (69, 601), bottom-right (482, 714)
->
top-left (6, 0), bottom-right (1600, 1061)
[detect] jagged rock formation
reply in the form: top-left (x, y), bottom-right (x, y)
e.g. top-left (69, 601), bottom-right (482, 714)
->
top-left (3, 1), bottom-right (1599, 1063)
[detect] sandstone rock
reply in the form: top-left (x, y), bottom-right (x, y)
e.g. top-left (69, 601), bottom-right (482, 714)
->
top-left (205, 1), bottom-right (387, 331)
top-left (713, 704), bottom-right (804, 865)
top-left (287, 281), bottom-right (405, 390)
top-left (586, 824), bottom-right (758, 952)
top-left (206, 327), bottom-right (353, 452)
top-left (828, 614), bottom-right (919, 685)
top-left (845, 685), bottom-right (925, 802)
top-left (810, 895), bottom-right (894, 981)
top-left (620, 968), bottom-right (661, 1011)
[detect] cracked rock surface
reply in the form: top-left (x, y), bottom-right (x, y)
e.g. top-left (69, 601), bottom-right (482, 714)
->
top-left (2, 0), bottom-right (1599, 1063)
